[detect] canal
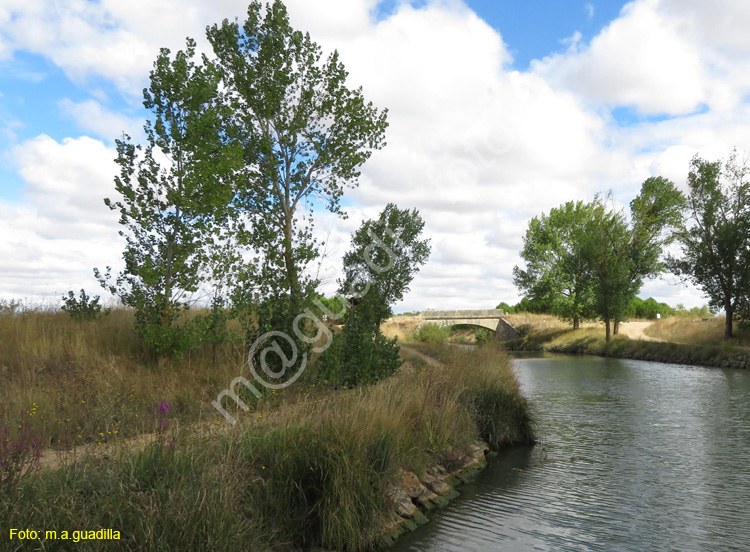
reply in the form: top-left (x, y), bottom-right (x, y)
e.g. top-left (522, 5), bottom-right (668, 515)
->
top-left (390, 354), bottom-right (750, 551)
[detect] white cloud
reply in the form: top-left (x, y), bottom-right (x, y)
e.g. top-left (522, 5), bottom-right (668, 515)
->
top-left (58, 98), bottom-right (142, 141)
top-left (533, 0), bottom-right (706, 115)
top-left (4, 0), bottom-right (746, 312)
top-left (0, 135), bottom-right (121, 299)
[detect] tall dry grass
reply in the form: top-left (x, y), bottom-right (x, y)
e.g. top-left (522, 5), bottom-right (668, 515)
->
top-left (3, 341), bottom-right (534, 551)
top-left (645, 316), bottom-right (750, 346)
top-left (0, 308), bottom-right (252, 450)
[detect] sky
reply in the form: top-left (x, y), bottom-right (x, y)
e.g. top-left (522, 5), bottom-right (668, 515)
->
top-left (2, 0), bottom-right (749, 312)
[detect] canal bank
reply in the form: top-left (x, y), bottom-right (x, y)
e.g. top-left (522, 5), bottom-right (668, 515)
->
top-left (388, 354), bottom-right (750, 551)
top-left (504, 329), bottom-right (750, 369)
top-left (1, 345), bottom-right (534, 552)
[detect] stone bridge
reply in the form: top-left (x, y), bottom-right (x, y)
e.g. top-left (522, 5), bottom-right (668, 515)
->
top-left (420, 309), bottom-right (519, 340)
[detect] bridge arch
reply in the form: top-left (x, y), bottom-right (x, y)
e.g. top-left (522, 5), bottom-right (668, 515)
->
top-left (419, 309), bottom-right (519, 340)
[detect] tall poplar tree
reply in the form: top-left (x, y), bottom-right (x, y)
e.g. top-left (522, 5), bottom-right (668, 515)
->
top-left (206, 0), bottom-right (389, 314)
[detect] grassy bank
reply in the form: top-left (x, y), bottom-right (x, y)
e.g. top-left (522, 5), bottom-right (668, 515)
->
top-left (2, 330), bottom-right (533, 551)
top-left (504, 313), bottom-right (750, 369)
top-left (0, 308), bottom-right (261, 452)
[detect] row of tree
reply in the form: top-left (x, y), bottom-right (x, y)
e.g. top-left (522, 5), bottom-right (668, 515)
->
top-left (513, 177), bottom-right (683, 341)
top-left (94, 0), bottom-right (431, 373)
top-left (514, 153), bottom-right (750, 340)
top-left (496, 296), bottom-right (681, 320)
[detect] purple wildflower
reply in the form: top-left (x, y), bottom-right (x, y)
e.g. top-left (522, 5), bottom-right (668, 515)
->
top-left (167, 440), bottom-right (174, 447)
top-left (158, 401), bottom-right (170, 415)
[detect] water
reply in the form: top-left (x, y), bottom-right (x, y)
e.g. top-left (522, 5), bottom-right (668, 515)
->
top-left (390, 355), bottom-right (750, 552)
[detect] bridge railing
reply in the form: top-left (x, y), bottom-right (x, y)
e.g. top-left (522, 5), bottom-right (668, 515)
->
top-left (421, 309), bottom-right (505, 320)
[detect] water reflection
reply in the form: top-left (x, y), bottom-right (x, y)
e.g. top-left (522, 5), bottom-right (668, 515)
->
top-left (390, 356), bottom-right (750, 552)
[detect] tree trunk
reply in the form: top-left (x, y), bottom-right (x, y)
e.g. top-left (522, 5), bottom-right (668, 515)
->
top-left (725, 301), bottom-right (733, 340)
top-left (605, 319), bottom-right (611, 343)
top-left (573, 317), bottom-right (580, 330)
top-left (282, 214), bottom-right (301, 312)
top-left (613, 320), bottom-right (619, 335)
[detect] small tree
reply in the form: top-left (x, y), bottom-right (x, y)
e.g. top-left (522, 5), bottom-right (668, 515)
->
top-left (339, 203), bottom-right (431, 328)
top-left (669, 152), bottom-right (750, 339)
top-left (582, 200), bottom-right (633, 342)
top-left (317, 204), bottom-right (430, 387)
top-left (61, 289), bottom-right (110, 321)
top-left (583, 178), bottom-right (684, 342)
top-left (96, 40), bottom-right (242, 356)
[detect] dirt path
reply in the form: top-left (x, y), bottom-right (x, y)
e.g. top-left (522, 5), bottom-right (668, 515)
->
top-left (34, 347), bottom-right (445, 473)
top-left (617, 321), bottom-right (664, 342)
top-left (400, 344), bottom-right (443, 367)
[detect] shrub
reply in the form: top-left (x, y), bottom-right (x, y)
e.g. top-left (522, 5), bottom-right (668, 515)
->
top-left (61, 289), bottom-right (110, 322)
top-left (314, 319), bottom-right (401, 387)
top-left (474, 328), bottom-right (495, 346)
top-left (411, 322), bottom-right (450, 344)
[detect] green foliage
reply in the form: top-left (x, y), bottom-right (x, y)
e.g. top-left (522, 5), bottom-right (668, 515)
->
top-left (96, 38), bottom-right (242, 357)
top-left (315, 317), bottom-right (401, 387)
top-left (513, 200), bottom-right (598, 328)
top-left (628, 297), bottom-right (675, 319)
top-left (474, 328), bottom-right (495, 346)
top-left (60, 289), bottom-right (110, 322)
top-left (339, 203), bottom-right (431, 328)
top-left (512, 296), bottom-right (551, 314)
top-left (411, 322), bottom-right (451, 344)
top-left (516, 177), bottom-right (684, 341)
top-left (495, 301), bottom-right (517, 314)
top-left (207, 0), bottom-right (388, 313)
top-left (314, 203), bottom-right (428, 388)
top-left (582, 198), bottom-right (634, 339)
top-left (311, 295), bottom-right (346, 321)
top-left (192, 297), bottom-right (233, 354)
top-left (668, 151), bottom-right (750, 338)
top-left (674, 304), bottom-right (714, 318)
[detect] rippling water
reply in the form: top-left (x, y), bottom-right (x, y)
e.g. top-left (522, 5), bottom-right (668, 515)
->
top-left (390, 355), bottom-right (750, 552)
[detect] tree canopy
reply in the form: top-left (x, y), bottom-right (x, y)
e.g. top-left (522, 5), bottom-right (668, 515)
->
top-left (339, 203), bottom-right (431, 328)
top-left (514, 177), bottom-right (684, 341)
top-left (98, 2), bottom-right (389, 357)
top-left (207, 0), bottom-right (388, 312)
top-left (96, 39), bottom-right (242, 355)
top-left (513, 200), bottom-right (597, 329)
top-left (668, 152), bottom-right (750, 339)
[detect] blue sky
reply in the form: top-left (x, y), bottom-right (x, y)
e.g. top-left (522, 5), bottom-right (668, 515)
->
top-left (1, 1), bottom-right (630, 201)
top-left (2, 0), bottom-right (749, 310)
top-left (467, 0), bottom-right (627, 69)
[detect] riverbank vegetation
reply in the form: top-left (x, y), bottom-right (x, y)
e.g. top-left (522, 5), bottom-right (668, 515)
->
top-left (2, 342), bottom-right (533, 551)
top-left (503, 313), bottom-right (750, 369)
top-left (644, 316), bottom-right (750, 347)
top-left (511, 152), bottom-right (750, 341)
